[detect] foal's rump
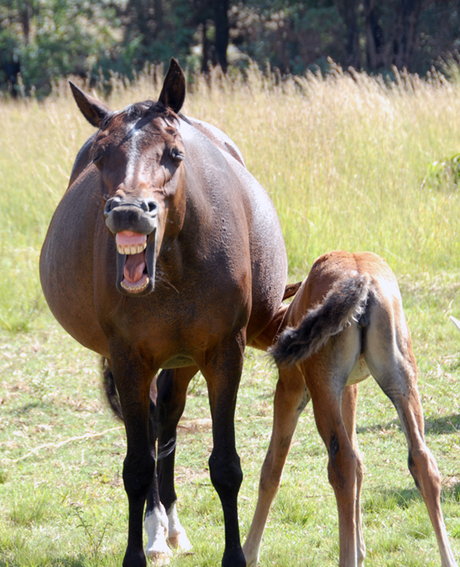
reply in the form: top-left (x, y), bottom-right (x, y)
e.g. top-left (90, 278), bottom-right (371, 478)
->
top-left (270, 250), bottom-right (411, 386)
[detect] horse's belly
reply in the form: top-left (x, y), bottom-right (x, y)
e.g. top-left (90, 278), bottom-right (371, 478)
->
top-left (40, 174), bottom-right (110, 358)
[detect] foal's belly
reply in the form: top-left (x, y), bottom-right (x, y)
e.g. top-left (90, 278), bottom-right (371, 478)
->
top-left (346, 354), bottom-right (371, 386)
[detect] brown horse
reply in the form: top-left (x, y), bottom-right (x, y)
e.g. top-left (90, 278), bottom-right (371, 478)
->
top-left (40, 58), bottom-right (287, 567)
top-left (243, 251), bottom-right (457, 567)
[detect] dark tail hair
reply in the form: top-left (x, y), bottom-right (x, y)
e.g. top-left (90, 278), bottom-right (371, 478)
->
top-left (102, 358), bottom-right (124, 421)
top-left (270, 275), bottom-right (371, 368)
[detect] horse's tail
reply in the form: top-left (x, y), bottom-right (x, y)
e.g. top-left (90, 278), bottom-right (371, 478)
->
top-left (102, 358), bottom-right (124, 421)
top-left (270, 275), bottom-right (371, 368)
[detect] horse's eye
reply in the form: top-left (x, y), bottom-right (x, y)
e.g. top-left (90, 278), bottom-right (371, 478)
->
top-left (93, 152), bottom-right (104, 166)
top-left (170, 147), bottom-right (184, 162)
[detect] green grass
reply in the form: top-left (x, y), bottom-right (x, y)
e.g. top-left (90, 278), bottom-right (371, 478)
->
top-left (1, 64), bottom-right (460, 565)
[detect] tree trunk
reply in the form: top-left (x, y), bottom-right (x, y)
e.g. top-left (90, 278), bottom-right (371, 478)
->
top-left (201, 21), bottom-right (211, 73)
top-left (335, 0), bottom-right (360, 69)
top-left (154, 0), bottom-right (163, 35)
top-left (392, 0), bottom-right (423, 69)
top-left (20, 1), bottom-right (32, 45)
top-left (364, 0), bottom-right (384, 70)
top-left (213, 0), bottom-right (229, 72)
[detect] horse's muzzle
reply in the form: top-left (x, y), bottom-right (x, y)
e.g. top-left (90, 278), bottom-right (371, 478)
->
top-left (103, 197), bottom-right (158, 296)
top-left (104, 196), bottom-right (158, 235)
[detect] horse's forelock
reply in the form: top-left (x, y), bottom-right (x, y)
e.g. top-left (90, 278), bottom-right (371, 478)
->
top-left (124, 100), bottom-right (179, 123)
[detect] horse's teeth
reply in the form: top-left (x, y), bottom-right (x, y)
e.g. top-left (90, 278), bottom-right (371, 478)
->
top-left (117, 241), bottom-right (147, 255)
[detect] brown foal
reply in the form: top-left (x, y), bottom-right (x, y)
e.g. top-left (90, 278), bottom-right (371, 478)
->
top-left (244, 250), bottom-right (457, 567)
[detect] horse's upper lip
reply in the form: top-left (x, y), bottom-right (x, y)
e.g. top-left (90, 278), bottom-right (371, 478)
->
top-left (116, 231), bottom-right (148, 256)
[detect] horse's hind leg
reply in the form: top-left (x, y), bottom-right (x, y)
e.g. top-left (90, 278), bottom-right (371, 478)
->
top-left (243, 366), bottom-right (309, 566)
top-left (145, 367), bottom-right (197, 561)
top-left (365, 316), bottom-right (457, 567)
top-left (341, 384), bottom-right (366, 567)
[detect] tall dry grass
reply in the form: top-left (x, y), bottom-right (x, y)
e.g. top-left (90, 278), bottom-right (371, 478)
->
top-left (1, 63), bottom-right (460, 567)
top-left (1, 63), bottom-right (460, 330)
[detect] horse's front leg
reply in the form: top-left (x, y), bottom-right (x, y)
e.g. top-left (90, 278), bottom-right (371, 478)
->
top-left (110, 351), bottom-right (157, 567)
top-left (144, 366), bottom-right (197, 561)
top-left (201, 336), bottom-right (247, 567)
top-left (144, 390), bottom-right (171, 564)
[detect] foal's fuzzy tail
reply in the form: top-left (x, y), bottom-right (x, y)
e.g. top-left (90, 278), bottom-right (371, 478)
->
top-left (102, 358), bottom-right (124, 421)
top-left (271, 276), bottom-right (371, 368)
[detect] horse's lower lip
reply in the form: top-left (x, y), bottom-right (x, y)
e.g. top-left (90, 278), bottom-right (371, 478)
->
top-left (115, 229), bottom-right (156, 296)
top-left (120, 275), bottom-right (150, 294)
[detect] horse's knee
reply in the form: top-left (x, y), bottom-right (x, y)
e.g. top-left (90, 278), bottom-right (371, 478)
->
top-left (209, 451), bottom-right (243, 498)
top-left (123, 453), bottom-right (155, 501)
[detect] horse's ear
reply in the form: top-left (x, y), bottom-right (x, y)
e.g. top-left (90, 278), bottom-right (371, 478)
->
top-left (158, 58), bottom-right (186, 113)
top-left (69, 81), bottom-right (112, 128)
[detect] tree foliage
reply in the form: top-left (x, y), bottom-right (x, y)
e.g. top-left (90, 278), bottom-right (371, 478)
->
top-left (1, 0), bottom-right (460, 97)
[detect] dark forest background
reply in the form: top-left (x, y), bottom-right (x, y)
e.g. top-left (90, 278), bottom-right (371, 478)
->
top-left (2, 0), bottom-right (460, 97)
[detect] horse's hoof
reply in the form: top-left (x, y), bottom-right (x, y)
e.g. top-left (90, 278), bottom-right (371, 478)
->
top-left (145, 550), bottom-right (172, 565)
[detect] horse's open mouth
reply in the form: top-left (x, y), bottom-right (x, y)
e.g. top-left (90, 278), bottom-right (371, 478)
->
top-left (115, 231), bottom-right (155, 295)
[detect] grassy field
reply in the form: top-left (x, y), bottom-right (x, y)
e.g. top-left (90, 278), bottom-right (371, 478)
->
top-left (1, 64), bottom-right (460, 566)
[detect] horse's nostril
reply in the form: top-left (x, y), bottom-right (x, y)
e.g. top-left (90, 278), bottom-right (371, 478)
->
top-left (142, 199), bottom-right (158, 215)
top-left (104, 197), bottom-right (122, 217)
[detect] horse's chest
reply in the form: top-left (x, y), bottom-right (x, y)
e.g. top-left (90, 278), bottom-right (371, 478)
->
top-left (108, 291), bottom-right (248, 363)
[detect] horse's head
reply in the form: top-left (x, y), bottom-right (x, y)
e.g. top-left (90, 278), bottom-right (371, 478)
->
top-left (70, 59), bottom-right (187, 296)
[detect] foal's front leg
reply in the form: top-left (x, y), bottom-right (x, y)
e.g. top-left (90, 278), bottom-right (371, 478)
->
top-left (243, 365), bottom-right (309, 566)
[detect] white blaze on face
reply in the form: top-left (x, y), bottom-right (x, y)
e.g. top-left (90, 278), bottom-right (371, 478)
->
top-left (124, 122), bottom-right (144, 187)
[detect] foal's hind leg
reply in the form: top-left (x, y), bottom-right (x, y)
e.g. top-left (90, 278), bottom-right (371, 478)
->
top-left (365, 314), bottom-right (457, 566)
top-left (341, 384), bottom-right (366, 567)
top-left (243, 366), bottom-right (309, 566)
top-left (306, 340), bottom-right (363, 567)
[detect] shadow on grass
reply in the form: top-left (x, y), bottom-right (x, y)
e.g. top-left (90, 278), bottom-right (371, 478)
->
top-left (364, 482), bottom-right (460, 513)
top-left (357, 413), bottom-right (460, 435)
top-left (7, 401), bottom-right (48, 416)
top-left (0, 558), bottom-right (88, 567)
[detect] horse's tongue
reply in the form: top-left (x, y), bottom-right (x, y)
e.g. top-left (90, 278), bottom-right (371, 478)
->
top-left (124, 252), bottom-right (146, 283)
